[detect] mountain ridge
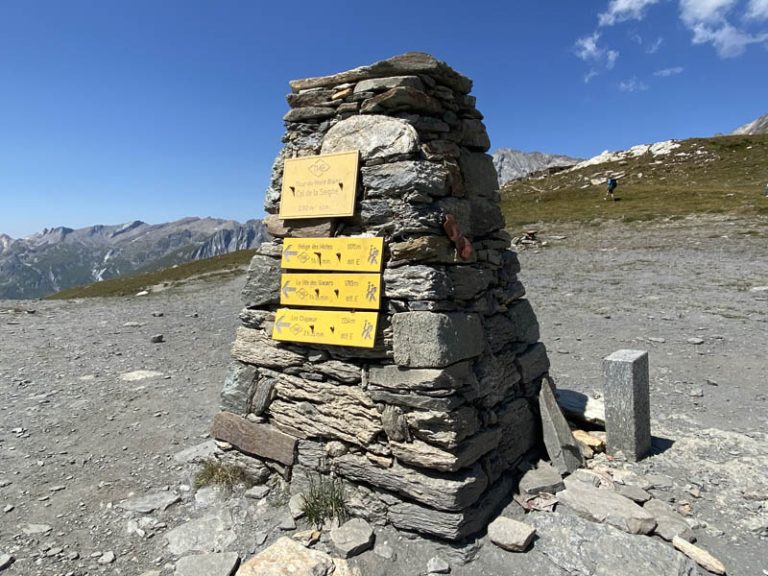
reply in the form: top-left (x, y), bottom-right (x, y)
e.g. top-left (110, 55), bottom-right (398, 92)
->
top-left (732, 112), bottom-right (768, 135)
top-left (0, 217), bottom-right (268, 299)
top-left (492, 148), bottom-right (581, 185)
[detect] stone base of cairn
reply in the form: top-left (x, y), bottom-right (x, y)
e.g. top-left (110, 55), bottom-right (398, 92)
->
top-left (214, 53), bottom-right (550, 541)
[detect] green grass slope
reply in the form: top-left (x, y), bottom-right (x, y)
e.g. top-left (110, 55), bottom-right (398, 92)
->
top-left (46, 249), bottom-right (256, 300)
top-left (500, 134), bottom-right (768, 229)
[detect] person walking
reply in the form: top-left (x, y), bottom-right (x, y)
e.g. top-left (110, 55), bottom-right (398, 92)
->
top-left (606, 177), bottom-right (618, 201)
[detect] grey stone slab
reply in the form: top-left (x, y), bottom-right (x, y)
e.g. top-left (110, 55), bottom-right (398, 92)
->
top-left (366, 362), bottom-right (476, 393)
top-left (556, 481), bottom-right (656, 535)
top-left (166, 508), bottom-right (236, 556)
top-left (516, 342), bottom-right (550, 383)
top-left (529, 512), bottom-right (701, 576)
top-left (387, 473), bottom-right (515, 540)
top-left (289, 52), bottom-right (472, 94)
top-left (483, 300), bottom-right (540, 353)
top-left (644, 499), bottom-right (696, 542)
top-left (283, 106), bottom-right (336, 123)
top-left (321, 115), bottom-right (418, 163)
top-left (459, 151), bottom-right (499, 199)
top-left (367, 388), bottom-right (465, 412)
top-left (518, 461), bottom-right (564, 496)
top-left (360, 86), bottom-right (443, 115)
top-left (392, 312), bottom-right (485, 368)
top-left (220, 361), bottom-right (257, 415)
top-left (487, 516), bottom-right (536, 552)
top-left (173, 440), bottom-right (219, 464)
top-left (330, 518), bottom-right (375, 558)
top-left (174, 552), bottom-right (240, 576)
top-left (361, 161), bottom-right (450, 199)
top-left (382, 265), bottom-right (453, 301)
top-left (389, 427), bottom-right (501, 472)
top-left (335, 454), bottom-right (488, 512)
top-left (406, 405), bottom-right (481, 449)
top-left (240, 254), bottom-right (281, 308)
top-left (446, 266), bottom-right (496, 301)
top-left (539, 378), bottom-right (583, 474)
top-left (354, 75), bottom-right (424, 93)
top-left (616, 484), bottom-right (651, 503)
top-left (496, 398), bottom-right (538, 468)
top-left (603, 349), bottom-right (651, 461)
top-left (117, 491), bottom-right (181, 514)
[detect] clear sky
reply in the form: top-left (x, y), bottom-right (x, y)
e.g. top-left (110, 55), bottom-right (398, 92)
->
top-left (1, 0), bottom-right (766, 238)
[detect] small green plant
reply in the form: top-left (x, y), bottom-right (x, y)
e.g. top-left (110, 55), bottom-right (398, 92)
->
top-left (194, 460), bottom-right (252, 489)
top-left (301, 474), bottom-right (347, 528)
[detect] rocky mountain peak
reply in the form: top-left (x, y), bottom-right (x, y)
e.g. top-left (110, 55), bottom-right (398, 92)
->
top-left (492, 148), bottom-right (581, 185)
top-left (732, 113), bottom-right (768, 135)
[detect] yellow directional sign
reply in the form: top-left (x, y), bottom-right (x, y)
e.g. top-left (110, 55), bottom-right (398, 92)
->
top-left (272, 308), bottom-right (379, 348)
top-left (279, 151), bottom-right (360, 219)
top-left (281, 237), bottom-right (384, 272)
top-left (280, 273), bottom-right (381, 310)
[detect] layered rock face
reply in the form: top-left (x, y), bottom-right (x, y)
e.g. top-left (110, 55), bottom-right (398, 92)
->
top-left (215, 52), bottom-right (550, 541)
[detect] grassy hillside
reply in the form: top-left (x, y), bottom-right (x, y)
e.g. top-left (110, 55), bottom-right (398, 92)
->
top-left (46, 249), bottom-right (256, 300)
top-left (500, 134), bottom-right (768, 229)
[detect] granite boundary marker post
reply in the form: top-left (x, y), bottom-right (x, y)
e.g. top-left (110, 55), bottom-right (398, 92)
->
top-left (603, 349), bottom-right (651, 461)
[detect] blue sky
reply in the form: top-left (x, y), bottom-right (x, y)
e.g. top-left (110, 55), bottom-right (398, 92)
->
top-left (1, 0), bottom-right (766, 238)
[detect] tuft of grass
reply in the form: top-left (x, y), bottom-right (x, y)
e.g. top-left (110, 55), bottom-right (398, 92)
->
top-left (301, 474), bottom-right (348, 529)
top-left (46, 249), bottom-right (256, 300)
top-left (500, 134), bottom-right (768, 229)
top-left (194, 460), bottom-right (253, 489)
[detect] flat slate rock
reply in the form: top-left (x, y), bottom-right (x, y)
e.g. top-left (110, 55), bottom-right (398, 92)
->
top-left (330, 518), bottom-right (375, 558)
top-left (557, 480), bottom-right (656, 535)
top-left (117, 491), bottom-right (181, 514)
top-left (539, 379), bottom-right (583, 474)
top-left (529, 512), bottom-right (701, 576)
top-left (174, 552), bottom-right (240, 576)
top-left (644, 499), bottom-right (695, 542)
top-left (237, 537), bottom-right (336, 576)
top-left (166, 508), bottom-right (236, 556)
top-left (518, 461), bottom-right (564, 496)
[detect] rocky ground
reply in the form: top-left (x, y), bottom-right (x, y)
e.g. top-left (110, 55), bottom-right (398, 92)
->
top-left (0, 214), bottom-right (766, 576)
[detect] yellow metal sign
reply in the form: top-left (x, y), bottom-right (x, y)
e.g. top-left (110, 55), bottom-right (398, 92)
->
top-left (272, 308), bottom-right (378, 348)
top-left (279, 151), bottom-right (360, 219)
top-left (280, 273), bottom-right (381, 310)
top-left (281, 237), bottom-right (383, 272)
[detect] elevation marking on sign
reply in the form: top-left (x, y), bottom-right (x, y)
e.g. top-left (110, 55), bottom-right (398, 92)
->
top-left (272, 309), bottom-right (379, 348)
top-left (281, 237), bottom-right (384, 272)
top-left (279, 273), bottom-right (381, 310)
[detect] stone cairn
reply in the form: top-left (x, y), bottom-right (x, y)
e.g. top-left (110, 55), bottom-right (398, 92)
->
top-left (214, 52), bottom-right (551, 541)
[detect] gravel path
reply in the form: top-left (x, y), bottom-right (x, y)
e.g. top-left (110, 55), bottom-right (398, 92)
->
top-left (1, 215), bottom-right (766, 575)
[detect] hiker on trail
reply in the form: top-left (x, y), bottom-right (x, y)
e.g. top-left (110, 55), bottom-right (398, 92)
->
top-left (606, 177), bottom-right (618, 201)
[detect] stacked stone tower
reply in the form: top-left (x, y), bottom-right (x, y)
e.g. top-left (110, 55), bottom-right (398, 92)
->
top-left (214, 53), bottom-right (550, 541)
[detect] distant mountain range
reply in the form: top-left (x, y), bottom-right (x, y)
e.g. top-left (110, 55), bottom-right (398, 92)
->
top-left (0, 217), bottom-right (268, 299)
top-left (492, 149), bottom-right (582, 185)
top-left (732, 112), bottom-right (768, 135)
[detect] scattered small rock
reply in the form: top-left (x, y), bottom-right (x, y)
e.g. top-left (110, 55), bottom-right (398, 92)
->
top-left (427, 556), bottom-right (451, 574)
top-left (0, 554), bottom-right (14, 571)
top-left (97, 551), bottom-right (115, 564)
top-left (150, 334), bottom-right (165, 344)
top-left (174, 552), bottom-right (240, 576)
top-left (687, 337), bottom-right (704, 345)
top-left (672, 535), bottom-right (726, 574)
top-left (330, 518), bottom-right (375, 558)
top-left (117, 491), bottom-right (181, 514)
top-left (288, 494), bottom-right (306, 519)
top-left (487, 516), bottom-right (536, 552)
top-left (244, 485), bottom-right (270, 500)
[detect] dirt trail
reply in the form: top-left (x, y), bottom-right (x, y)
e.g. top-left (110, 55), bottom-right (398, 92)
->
top-left (0, 215), bottom-right (766, 575)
